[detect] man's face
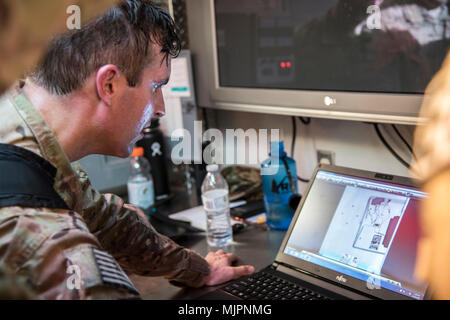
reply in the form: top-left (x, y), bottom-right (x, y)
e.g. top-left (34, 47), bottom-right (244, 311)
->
top-left (109, 50), bottom-right (171, 158)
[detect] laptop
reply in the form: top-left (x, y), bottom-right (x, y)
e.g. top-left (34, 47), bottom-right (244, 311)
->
top-left (199, 164), bottom-right (430, 300)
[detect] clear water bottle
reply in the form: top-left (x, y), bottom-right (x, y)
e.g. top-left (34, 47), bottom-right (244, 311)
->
top-left (127, 147), bottom-right (155, 210)
top-left (201, 164), bottom-right (233, 247)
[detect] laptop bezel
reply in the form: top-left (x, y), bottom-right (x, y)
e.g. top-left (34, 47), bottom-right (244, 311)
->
top-left (274, 164), bottom-right (430, 300)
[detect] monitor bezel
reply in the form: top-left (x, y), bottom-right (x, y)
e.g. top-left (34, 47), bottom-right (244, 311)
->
top-left (187, 0), bottom-right (429, 125)
top-left (274, 164), bottom-right (431, 300)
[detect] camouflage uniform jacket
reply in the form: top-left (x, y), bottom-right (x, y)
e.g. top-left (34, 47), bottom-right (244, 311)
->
top-left (0, 83), bottom-right (210, 299)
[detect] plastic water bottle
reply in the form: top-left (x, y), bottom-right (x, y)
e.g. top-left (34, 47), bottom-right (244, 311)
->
top-left (261, 141), bottom-right (298, 230)
top-left (137, 118), bottom-right (170, 201)
top-left (201, 164), bottom-right (233, 247)
top-left (127, 147), bottom-right (155, 210)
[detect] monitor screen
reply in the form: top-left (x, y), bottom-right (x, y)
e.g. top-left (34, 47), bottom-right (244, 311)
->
top-left (215, 0), bottom-right (450, 94)
top-left (283, 170), bottom-right (428, 300)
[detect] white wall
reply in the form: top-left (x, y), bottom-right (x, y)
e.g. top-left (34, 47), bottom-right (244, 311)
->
top-left (207, 109), bottom-right (417, 194)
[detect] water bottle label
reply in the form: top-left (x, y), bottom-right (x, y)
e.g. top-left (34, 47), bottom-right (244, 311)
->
top-left (202, 194), bottom-right (228, 211)
top-left (128, 181), bottom-right (154, 209)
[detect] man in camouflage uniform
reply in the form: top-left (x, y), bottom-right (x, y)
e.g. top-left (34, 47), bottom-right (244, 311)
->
top-left (0, 0), bottom-right (254, 299)
top-left (0, 0), bottom-right (89, 299)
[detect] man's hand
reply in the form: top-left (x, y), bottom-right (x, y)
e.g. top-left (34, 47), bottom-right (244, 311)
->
top-left (203, 249), bottom-right (255, 286)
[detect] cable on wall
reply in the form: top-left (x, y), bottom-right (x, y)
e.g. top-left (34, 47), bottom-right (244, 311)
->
top-left (291, 116), bottom-right (311, 183)
top-left (391, 124), bottom-right (417, 161)
top-left (298, 117), bottom-right (311, 125)
top-left (373, 123), bottom-right (410, 169)
top-left (291, 117), bottom-right (297, 158)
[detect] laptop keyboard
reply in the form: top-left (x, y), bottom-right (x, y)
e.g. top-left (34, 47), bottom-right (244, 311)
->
top-left (223, 271), bottom-right (331, 300)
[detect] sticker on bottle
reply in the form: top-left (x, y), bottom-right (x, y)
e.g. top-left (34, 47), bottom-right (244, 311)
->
top-left (202, 190), bottom-right (229, 211)
top-left (128, 181), bottom-right (155, 210)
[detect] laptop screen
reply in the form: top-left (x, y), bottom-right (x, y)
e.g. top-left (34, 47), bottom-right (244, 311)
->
top-left (283, 170), bottom-right (428, 300)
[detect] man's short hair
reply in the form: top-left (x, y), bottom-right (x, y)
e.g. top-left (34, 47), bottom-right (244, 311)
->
top-left (32, 0), bottom-right (181, 95)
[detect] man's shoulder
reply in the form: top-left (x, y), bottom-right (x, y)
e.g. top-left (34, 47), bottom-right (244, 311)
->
top-left (0, 92), bottom-right (43, 157)
top-left (0, 93), bottom-right (28, 139)
top-left (0, 206), bottom-right (86, 233)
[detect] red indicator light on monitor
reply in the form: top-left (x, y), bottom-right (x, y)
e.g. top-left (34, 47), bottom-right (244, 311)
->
top-left (286, 61), bottom-right (292, 68)
top-left (280, 62), bottom-right (286, 69)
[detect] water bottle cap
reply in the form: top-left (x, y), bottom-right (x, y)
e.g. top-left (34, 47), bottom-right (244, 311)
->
top-left (270, 141), bottom-right (286, 157)
top-left (130, 147), bottom-right (144, 157)
top-left (206, 164), bottom-right (219, 172)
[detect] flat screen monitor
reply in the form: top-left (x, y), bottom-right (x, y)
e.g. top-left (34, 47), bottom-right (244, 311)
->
top-left (187, 0), bottom-right (450, 124)
top-left (215, 0), bottom-right (449, 95)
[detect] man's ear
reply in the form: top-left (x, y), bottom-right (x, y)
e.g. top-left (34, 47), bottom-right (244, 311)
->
top-left (96, 65), bottom-right (121, 106)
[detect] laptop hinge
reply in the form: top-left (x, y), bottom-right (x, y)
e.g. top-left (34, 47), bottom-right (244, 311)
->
top-left (274, 261), bottom-right (315, 277)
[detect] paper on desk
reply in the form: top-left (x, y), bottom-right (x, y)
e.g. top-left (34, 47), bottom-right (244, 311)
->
top-left (170, 206), bottom-right (241, 231)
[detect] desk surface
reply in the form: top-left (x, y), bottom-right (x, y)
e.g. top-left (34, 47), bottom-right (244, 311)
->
top-left (129, 218), bottom-right (287, 300)
top-left (128, 187), bottom-right (288, 300)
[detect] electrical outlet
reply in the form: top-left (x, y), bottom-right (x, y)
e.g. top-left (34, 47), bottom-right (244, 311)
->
top-left (317, 150), bottom-right (335, 166)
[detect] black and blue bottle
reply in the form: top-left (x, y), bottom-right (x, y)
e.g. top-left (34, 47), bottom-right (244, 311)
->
top-left (261, 141), bottom-right (298, 230)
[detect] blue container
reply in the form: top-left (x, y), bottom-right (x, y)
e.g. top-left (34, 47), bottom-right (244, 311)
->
top-left (261, 141), bottom-right (298, 230)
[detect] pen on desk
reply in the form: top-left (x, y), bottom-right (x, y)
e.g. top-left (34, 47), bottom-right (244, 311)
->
top-left (230, 200), bottom-right (247, 208)
top-left (232, 215), bottom-right (268, 233)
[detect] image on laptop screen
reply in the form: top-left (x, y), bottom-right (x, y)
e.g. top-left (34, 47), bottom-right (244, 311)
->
top-left (284, 170), bottom-right (428, 300)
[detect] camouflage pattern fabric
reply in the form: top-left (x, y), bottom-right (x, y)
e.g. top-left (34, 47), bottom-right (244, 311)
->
top-left (221, 166), bottom-right (263, 202)
top-left (0, 81), bottom-right (210, 299)
top-left (0, 265), bottom-right (37, 300)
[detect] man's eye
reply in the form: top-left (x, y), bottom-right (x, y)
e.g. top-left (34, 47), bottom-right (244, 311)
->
top-left (152, 84), bottom-right (163, 93)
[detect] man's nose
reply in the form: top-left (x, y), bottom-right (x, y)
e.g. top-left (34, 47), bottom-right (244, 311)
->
top-left (153, 92), bottom-right (166, 118)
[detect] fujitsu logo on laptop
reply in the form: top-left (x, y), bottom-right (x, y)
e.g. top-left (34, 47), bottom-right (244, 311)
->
top-left (336, 275), bottom-right (347, 283)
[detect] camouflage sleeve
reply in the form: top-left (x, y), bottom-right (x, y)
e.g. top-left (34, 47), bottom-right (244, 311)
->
top-left (0, 207), bottom-right (140, 300)
top-left (72, 163), bottom-right (210, 288)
